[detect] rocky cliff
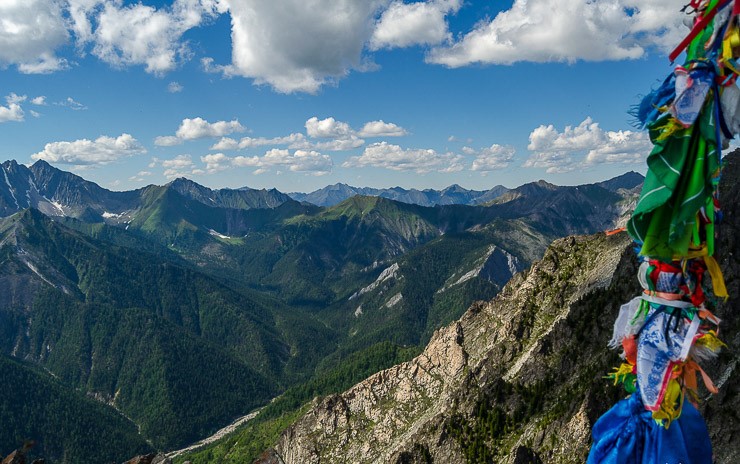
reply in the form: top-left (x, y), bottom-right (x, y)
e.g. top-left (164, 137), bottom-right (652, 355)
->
top-left (260, 232), bottom-right (634, 463)
top-left (259, 153), bottom-right (740, 464)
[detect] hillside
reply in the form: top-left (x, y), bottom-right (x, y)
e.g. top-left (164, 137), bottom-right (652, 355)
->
top-left (0, 354), bottom-right (152, 463)
top-left (0, 159), bottom-right (646, 461)
top-left (182, 152), bottom-right (739, 463)
top-left (0, 210), bottom-right (335, 449)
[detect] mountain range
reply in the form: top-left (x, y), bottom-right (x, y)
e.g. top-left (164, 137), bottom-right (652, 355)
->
top-left (0, 159), bottom-right (647, 462)
top-left (287, 171), bottom-right (644, 207)
top-left (185, 153), bottom-right (740, 464)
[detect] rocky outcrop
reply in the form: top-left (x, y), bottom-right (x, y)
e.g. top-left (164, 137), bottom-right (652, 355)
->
top-left (263, 232), bottom-right (634, 463)
top-left (258, 153), bottom-right (740, 464)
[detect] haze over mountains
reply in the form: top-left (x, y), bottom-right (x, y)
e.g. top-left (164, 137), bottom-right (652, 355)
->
top-left (0, 158), bottom-right (646, 462)
top-left (288, 172), bottom-right (644, 207)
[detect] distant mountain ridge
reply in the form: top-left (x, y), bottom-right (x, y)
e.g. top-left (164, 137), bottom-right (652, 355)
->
top-left (0, 160), bottom-right (296, 222)
top-left (288, 182), bottom-right (511, 207)
top-left (288, 171), bottom-right (644, 207)
top-left (2, 159), bottom-right (644, 217)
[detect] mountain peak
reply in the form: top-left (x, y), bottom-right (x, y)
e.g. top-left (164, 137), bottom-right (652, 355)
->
top-left (31, 159), bottom-right (52, 167)
top-left (596, 171), bottom-right (645, 192)
top-left (168, 177), bottom-right (197, 187)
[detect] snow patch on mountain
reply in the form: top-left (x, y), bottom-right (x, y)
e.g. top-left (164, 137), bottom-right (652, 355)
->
top-left (2, 166), bottom-right (19, 208)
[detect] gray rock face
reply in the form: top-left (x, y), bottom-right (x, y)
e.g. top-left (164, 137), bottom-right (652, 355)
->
top-left (264, 232), bottom-right (633, 463)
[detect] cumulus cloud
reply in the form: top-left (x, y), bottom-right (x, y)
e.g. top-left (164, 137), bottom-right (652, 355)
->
top-left (522, 152), bottom-right (577, 174)
top-left (1, 94), bottom-right (26, 123)
top-left (167, 81), bottom-right (184, 93)
top-left (428, 0), bottom-right (685, 67)
top-left (6, 93), bottom-right (27, 105)
top-left (129, 170), bottom-right (153, 182)
top-left (210, 133), bottom-right (306, 151)
top-left (370, 0), bottom-right (461, 50)
top-left (213, 0), bottom-right (387, 93)
top-left (0, 103), bottom-right (24, 123)
top-left (524, 117), bottom-right (650, 173)
top-left (298, 138), bottom-right (366, 152)
top-left (0, 0), bottom-right (219, 75)
top-left (343, 141), bottom-right (464, 173)
top-left (0, 0), bottom-right (69, 73)
top-left (31, 133), bottom-right (146, 166)
top-left (296, 116), bottom-right (407, 150)
top-left (31, 96), bottom-right (47, 105)
top-left (305, 116), bottom-right (355, 139)
top-left (154, 135), bottom-right (183, 147)
top-left (200, 152), bottom-right (230, 173)
top-left (232, 149), bottom-right (333, 175)
top-left (584, 131), bottom-right (652, 165)
top-left (158, 154), bottom-right (196, 178)
top-left (74, 0), bottom-right (220, 75)
top-left (357, 120), bottom-right (408, 137)
top-left (175, 117), bottom-right (246, 140)
top-left (466, 144), bottom-right (516, 172)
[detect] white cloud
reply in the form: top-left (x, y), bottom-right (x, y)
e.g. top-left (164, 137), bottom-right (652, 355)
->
top-left (162, 154), bottom-right (195, 169)
top-left (154, 135), bottom-right (183, 147)
top-left (175, 117), bottom-right (246, 140)
top-left (210, 133), bottom-right (307, 151)
top-left (129, 170), bottom-right (153, 182)
top-left (0, 0), bottom-right (69, 73)
top-left (30, 110), bottom-right (41, 118)
top-left (428, 0), bottom-right (685, 67)
top-left (357, 120), bottom-right (408, 137)
top-left (370, 0), bottom-right (461, 50)
top-left (210, 137), bottom-right (239, 151)
top-left (233, 148), bottom-right (333, 175)
top-left (31, 96), bottom-right (47, 105)
top-left (1, 94), bottom-right (25, 123)
top-left (522, 152), bottom-right (577, 174)
top-left (298, 138), bottom-right (365, 152)
top-left (31, 133), bottom-right (146, 166)
top-left (343, 141), bottom-right (464, 173)
top-left (214, 0), bottom-right (388, 93)
top-left (524, 117), bottom-right (650, 173)
top-left (0, 103), bottom-right (24, 123)
top-left (77, 0), bottom-right (220, 75)
top-left (6, 93), bottom-right (27, 105)
top-left (168, 81), bottom-right (184, 93)
top-left (299, 116), bottom-right (407, 150)
top-left (200, 152), bottom-right (230, 173)
top-left (305, 116), bottom-right (355, 139)
top-left (467, 144), bottom-right (516, 172)
top-left (584, 131), bottom-right (651, 165)
top-left (300, 116), bottom-right (368, 150)
top-left (160, 154), bottom-right (196, 178)
top-left (55, 97), bottom-right (87, 110)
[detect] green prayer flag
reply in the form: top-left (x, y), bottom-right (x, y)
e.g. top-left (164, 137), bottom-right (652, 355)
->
top-left (628, 100), bottom-right (719, 259)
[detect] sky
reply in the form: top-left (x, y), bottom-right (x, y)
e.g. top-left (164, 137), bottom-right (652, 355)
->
top-left (0, 0), bottom-right (693, 193)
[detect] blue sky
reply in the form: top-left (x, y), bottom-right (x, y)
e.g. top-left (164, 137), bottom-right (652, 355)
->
top-left (1, 0), bottom-right (688, 193)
